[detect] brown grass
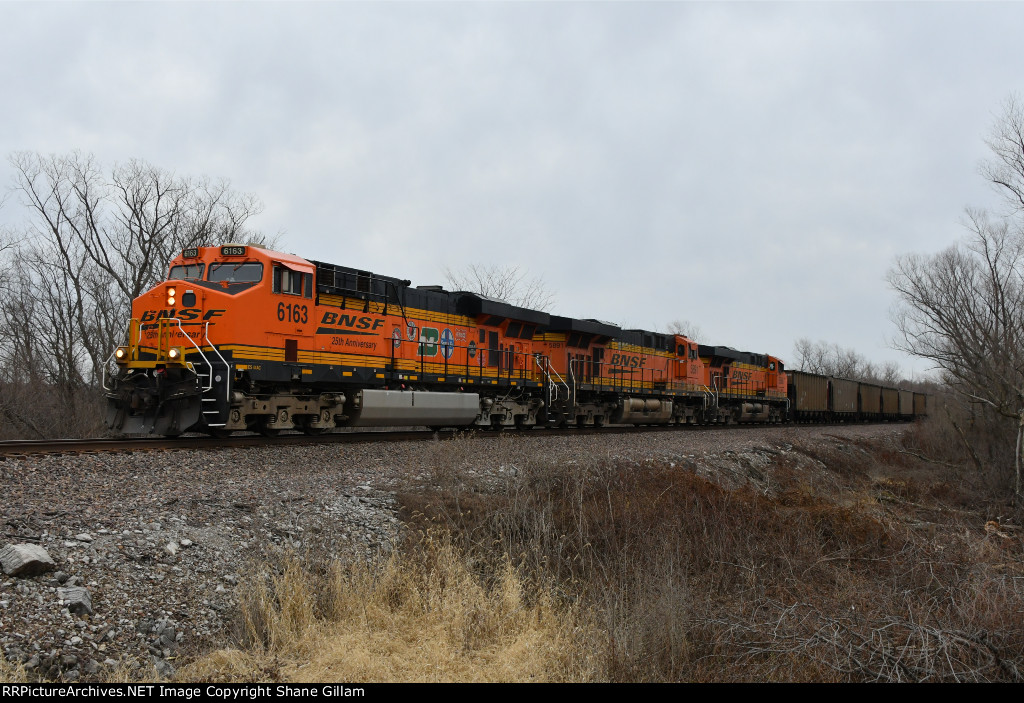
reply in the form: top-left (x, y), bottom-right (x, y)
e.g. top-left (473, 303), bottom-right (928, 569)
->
top-left (182, 533), bottom-right (602, 683)
top-left (96, 423), bottom-right (1024, 682)
top-left (396, 429), bottom-right (1024, 682)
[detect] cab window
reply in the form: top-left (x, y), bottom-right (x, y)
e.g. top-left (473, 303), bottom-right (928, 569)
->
top-left (273, 265), bottom-right (313, 298)
top-left (208, 262), bottom-right (263, 283)
top-left (169, 264), bottom-right (205, 280)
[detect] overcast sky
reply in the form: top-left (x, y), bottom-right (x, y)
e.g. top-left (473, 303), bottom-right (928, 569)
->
top-left (1, 1), bottom-right (1020, 378)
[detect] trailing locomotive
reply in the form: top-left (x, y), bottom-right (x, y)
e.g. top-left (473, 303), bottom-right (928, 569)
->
top-left (103, 245), bottom-right (919, 436)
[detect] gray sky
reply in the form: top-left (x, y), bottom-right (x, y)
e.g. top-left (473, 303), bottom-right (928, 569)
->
top-left (1, 1), bottom-right (1019, 378)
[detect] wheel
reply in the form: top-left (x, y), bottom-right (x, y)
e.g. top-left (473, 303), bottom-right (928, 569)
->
top-left (257, 418), bottom-right (281, 437)
top-left (206, 428), bottom-right (233, 438)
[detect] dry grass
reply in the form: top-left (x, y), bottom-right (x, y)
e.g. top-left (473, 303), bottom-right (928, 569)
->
top-left (182, 533), bottom-right (602, 683)
top-left (0, 661), bottom-right (27, 683)
top-left (397, 428), bottom-right (1024, 682)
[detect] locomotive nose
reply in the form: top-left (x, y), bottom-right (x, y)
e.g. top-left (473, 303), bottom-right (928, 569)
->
top-left (163, 285), bottom-right (197, 309)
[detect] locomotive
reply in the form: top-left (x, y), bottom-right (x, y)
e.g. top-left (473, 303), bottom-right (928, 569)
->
top-left (103, 245), bottom-right (919, 436)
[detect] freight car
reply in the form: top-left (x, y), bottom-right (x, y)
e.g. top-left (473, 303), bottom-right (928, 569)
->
top-left (104, 245), bottom-right (916, 436)
top-left (785, 370), bottom-right (929, 423)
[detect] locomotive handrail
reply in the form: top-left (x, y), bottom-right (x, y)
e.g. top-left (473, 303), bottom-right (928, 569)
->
top-left (164, 318), bottom-right (230, 406)
top-left (200, 320), bottom-right (231, 405)
top-left (588, 359), bottom-right (668, 394)
top-left (315, 276), bottom-right (410, 325)
top-left (166, 318), bottom-right (211, 390)
top-left (700, 385), bottom-right (713, 411)
top-left (568, 359), bottom-right (577, 403)
top-left (101, 349), bottom-right (117, 392)
top-left (535, 355), bottom-right (569, 408)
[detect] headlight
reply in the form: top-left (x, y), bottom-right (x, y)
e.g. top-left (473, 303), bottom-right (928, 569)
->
top-left (167, 347), bottom-right (184, 363)
top-left (114, 346), bottom-right (129, 363)
top-left (167, 286), bottom-right (177, 306)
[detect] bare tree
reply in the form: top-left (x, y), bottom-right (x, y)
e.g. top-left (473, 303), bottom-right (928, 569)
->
top-left (0, 151), bottom-right (273, 436)
top-left (890, 95), bottom-right (1024, 499)
top-left (792, 337), bottom-right (901, 384)
top-left (666, 319), bottom-right (703, 340)
top-left (443, 263), bottom-right (555, 312)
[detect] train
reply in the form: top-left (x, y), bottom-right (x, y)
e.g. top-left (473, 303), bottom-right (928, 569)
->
top-left (103, 244), bottom-right (928, 436)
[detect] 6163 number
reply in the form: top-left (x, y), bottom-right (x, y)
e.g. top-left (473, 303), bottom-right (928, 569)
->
top-left (277, 303), bottom-right (308, 324)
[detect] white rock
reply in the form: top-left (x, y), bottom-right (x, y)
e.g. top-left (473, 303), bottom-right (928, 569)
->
top-left (57, 586), bottom-right (93, 615)
top-left (0, 544), bottom-right (55, 576)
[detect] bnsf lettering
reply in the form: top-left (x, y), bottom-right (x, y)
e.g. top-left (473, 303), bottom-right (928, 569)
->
top-left (732, 370), bottom-right (752, 382)
top-left (140, 308), bottom-right (224, 322)
top-left (609, 354), bottom-right (647, 368)
top-left (320, 312), bottom-right (385, 330)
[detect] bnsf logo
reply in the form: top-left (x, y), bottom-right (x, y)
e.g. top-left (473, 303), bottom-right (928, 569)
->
top-left (609, 353), bottom-right (646, 368)
top-left (320, 312), bottom-right (386, 331)
top-left (140, 309), bottom-right (224, 322)
top-left (731, 369), bottom-right (753, 382)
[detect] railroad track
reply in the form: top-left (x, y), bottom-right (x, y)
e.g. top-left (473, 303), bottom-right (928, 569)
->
top-left (0, 421), bottom-right (907, 458)
top-left (0, 430), bottom-right (443, 457)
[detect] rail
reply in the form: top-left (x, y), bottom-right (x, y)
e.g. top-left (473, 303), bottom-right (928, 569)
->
top-left (570, 358), bottom-right (668, 393)
top-left (387, 334), bottom-right (542, 386)
top-left (4, 420), bottom-right (893, 459)
top-left (535, 354), bottom-right (569, 408)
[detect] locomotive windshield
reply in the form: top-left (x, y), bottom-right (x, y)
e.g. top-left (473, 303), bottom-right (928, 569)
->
top-left (208, 262), bottom-right (264, 283)
top-left (168, 263), bottom-right (205, 280)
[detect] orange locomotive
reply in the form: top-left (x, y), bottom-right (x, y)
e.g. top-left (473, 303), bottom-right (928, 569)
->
top-left (104, 245), bottom-right (789, 435)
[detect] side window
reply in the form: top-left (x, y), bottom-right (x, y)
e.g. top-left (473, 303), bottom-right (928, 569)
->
top-left (273, 266), bottom-right (310, 296)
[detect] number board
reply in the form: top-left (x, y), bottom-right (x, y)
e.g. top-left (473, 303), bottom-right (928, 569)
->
top-left (220, 246), bottom-right (246, 256)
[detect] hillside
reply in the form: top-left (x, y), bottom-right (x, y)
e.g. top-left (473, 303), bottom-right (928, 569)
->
top-left (1, 423), bottom-right (1021, 682)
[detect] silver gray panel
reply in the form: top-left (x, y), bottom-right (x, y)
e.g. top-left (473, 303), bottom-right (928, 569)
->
top-left (349, 389), bottom-right (481, 427)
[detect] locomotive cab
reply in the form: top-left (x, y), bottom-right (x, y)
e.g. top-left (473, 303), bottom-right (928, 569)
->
top-left (105, 244), bottom-right (284, 435)
top-left (672, 335), bottom-right (704, 390)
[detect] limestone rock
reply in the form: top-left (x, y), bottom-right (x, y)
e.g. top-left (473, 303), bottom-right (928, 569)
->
top-left (0, 543), bottom-right (55, 577)
top-left (57, 586), bottom-right (93, 615)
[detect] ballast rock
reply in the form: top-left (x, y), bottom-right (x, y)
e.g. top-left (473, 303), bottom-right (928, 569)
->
top-left (57, 585), bottom-right (93, 615)
top-left (0, 543), bottom-right (56, 576)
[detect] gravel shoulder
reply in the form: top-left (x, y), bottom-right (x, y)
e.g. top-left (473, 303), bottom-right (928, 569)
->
top-left (0, 423), bottom-right (907, 681)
